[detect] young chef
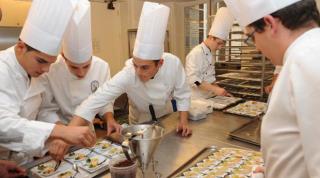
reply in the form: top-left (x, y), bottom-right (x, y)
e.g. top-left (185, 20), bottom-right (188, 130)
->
top-left (0, 0), bottom-right (95, 165)
top-left (185, 7), bottom-right (234, 99)
top-left (224, 0), bottom-right (320, 177)
top-left (0, 7), bottom-right (27, 177)
top-left (35, 1), bottom-right (120, 161)
top-left (71, 2), bottom-right (192, 135)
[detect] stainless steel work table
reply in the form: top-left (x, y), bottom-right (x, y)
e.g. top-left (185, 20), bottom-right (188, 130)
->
top-left (100, 111), bottom-right (260, 178)
top-left (26, 111), bottom-right (260, 178)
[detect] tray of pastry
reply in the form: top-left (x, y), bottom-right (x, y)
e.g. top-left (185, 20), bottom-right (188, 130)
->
top-left (167, 146), bottom-right (263, 178)
top-left (208, 96), bottom-right (243, 110)
top-left (29, 139), bottom-right (126, 178)
top-left (224, 100), bottom-right (267, 118)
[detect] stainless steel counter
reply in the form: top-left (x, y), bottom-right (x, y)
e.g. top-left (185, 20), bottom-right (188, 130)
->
top-left (101, 111), bottom-right (260, 178)
top-left (25, 111), bottom-right (260, 178)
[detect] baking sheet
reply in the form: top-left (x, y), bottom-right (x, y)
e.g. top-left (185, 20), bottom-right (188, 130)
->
top-left (224, 101), bottom-right (267, 118)
top-left (229, 119), bottom-right (261, 146)
top-left (168, 146), bottom-right (263, 178)
top-left (208, 96), bottom-right (243, 110)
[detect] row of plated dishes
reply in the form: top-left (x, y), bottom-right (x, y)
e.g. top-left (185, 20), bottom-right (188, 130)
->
top-left (176, 147), bottom-right (263, 178)
top-left (31, 139), bottom-right (125, 178)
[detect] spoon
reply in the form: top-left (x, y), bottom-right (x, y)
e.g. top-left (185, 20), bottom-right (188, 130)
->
top-left (71, 164), bottom-right (79, 178)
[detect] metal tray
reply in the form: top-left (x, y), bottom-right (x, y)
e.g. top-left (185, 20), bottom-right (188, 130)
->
top-left (26, 139), bottom-right (123, 178)
top-left (208, 96), bottom-right (243, 110)
top-left (223, 101), bottom-right (267, 118)
top-left (167, 146), bottom-right (263, 178)
top-left (229, 119), bottom-right (261, 146)
top-left (167, 146), bottom-right (217, 178)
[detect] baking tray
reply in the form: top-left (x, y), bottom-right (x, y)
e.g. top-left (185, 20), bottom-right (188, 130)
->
top-left (223, 101), bottom-right (267, 118)
top-left (167, 146), bottom-right (263, 178)
top-left (208, 96), bottom-right (243, 110)
top-left (229, 119), bottom-right (261, 146)
top-left (167, 146), bottom-right (217, 178)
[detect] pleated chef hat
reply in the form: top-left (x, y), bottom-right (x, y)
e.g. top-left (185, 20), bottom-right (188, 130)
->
top-left (133, 2), bottom-right (170, 60)
top-left (20, 0), bottom-right (80, 56)
top-left (224, 0), bottom-right (301, 27)
top-left (63, 0), bottom-right (92, 64)
top-left (208, 7), bottom-right (234, 40)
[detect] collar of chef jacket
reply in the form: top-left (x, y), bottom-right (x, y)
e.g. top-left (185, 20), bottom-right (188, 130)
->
top-left (9, 46), bottom-right (30, 85)
top-left (200, 42), bottom-right (213, 63)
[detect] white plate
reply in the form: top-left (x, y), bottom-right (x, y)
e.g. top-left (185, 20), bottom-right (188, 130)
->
top-left (65, 148), bottom-right (93, 163)
top-left (79, 153), bottom-right (109, 173)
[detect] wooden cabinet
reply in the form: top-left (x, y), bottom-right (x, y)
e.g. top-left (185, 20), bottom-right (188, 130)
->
top-left (0, 0), bottom-right (31, 27)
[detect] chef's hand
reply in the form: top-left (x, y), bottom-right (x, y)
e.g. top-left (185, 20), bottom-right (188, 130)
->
top-left (264, 85), bottom-right (273, 94)
top-left (0, 160), bottom-right (27, 178)
top-left (52, 125), bottom-right (96, 147)
top-left (214, 87), bottom-right (232, 97)
top-left (252, 166), bottom-right (265, 178)
top-left (176, 118), bottom-right (192, 137)
top-left (106, 117), bottom-right (122, 136)
top-left (49, 139), bottom-right (70, 161)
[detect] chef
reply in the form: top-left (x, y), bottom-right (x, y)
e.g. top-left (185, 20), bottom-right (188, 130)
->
top-left (0, 6), bottom-right (27, 178)
top-left (224, 0), bottom-right (320, 177)
top-left (35, 1), bottom-right (119, 160)
top-left (185, 7), bottom-right (234, 99)
top-left (0, 0), bottom-right (95, 165)
top-left (71, 2), bottom-right (192, 136)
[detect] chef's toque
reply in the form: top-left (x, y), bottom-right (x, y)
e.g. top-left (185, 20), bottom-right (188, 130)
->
top-left (63, 0), bottom-right (92, 64)
top-left (133, 2), bottom-right (170, 60)
top-left (20, 0), bottom-right (82, 56)
top-left (224, 0), bottom-right (301, 27)
top-left (208, 7), bottom-right (234, 40)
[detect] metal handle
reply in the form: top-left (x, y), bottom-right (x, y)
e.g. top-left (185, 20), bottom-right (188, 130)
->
top-left (149, 104), bottom-right (158, 123)
top-left (121, 139), bottom-right (133, 162)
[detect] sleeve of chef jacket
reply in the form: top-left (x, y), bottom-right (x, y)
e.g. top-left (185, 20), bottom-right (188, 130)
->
top-left (36, 74), bottom-right (61, 123)
top-left (290, 51), bottom-right (320, 176)
top-left (185, 48), bottom-right (203, 86)
top-left (98, 62), bottom-right (114, 117)
top-left (75, 67), bottom-right (129, 122)
top-left (0, 71), bottom-right (55, 156)
top-left (172, 57), bottom-right (191, 111)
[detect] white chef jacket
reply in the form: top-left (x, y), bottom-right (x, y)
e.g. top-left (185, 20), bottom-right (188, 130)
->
top-left (75, 53), bottom-right (191, 124)
top-left (185, 42), bottom-right (216, 99)
top-left (261, 28), bottom-right (320, 178)
top-left (0, 46), bottom-right (55, 165)
top-left (36, 55), bottom-right (113, 124)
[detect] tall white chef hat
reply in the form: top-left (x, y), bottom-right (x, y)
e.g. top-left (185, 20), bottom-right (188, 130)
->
top-left (133, 2), bottom-right (170, 60)
top-left (20, 0), bottom-right (80, 56)
top-left (208, 7), bottom-right (234, 41)
top-left (63, 1), bottom-right (92, 64)
top-left (224, 0), bottom-right (301, 27)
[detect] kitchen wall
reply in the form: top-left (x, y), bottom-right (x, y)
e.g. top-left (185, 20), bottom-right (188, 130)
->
top-left (1, 0), bottom-right (320, 75)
